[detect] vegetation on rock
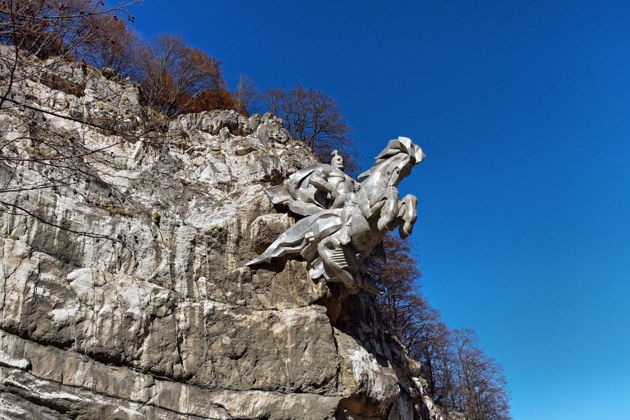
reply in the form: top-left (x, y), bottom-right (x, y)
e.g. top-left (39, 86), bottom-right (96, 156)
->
top-left (369, 235), bottom-right (511, 419)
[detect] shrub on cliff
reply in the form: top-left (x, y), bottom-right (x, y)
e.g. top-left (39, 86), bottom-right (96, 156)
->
top-left (260, 85), bottom-right (356, 169)
top-left (137, 34), bottom-right (239, 116)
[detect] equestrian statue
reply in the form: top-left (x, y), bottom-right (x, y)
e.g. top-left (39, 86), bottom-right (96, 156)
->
top-left (247, 137), bottom-right (425, 295)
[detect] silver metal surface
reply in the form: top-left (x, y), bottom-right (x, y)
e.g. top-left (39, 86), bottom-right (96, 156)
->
top-left (247, 137), bottom-right (425, 294)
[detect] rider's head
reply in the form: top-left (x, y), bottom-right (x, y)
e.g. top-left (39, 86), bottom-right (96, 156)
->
top-left (331, 150), bottom-right (344, 171)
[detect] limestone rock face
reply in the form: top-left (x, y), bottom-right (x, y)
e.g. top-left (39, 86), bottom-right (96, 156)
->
top-left (0, 46), bottom-right (436, 419)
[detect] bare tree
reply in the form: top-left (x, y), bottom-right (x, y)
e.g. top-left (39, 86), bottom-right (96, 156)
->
top-left (366, 234), bottom-right (511, 419)
top-left (233, 74), bottom-right (257, 114)
top-left (261, 85), bottom-right (352, 165)
top-left (367, 234), bottom-right (420, 328)
top-left (453, 329), bottom-right (511, 420)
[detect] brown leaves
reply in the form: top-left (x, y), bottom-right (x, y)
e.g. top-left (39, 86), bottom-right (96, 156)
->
top-left (138, 34), bottom-right (241, 116)
top-left (0, 0), bottom-right (140, 60)
top-left (79, 13), bottom-right (140, 76)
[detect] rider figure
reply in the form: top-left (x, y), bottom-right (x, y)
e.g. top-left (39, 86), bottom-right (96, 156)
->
top-left (308, 150), bottom-right (358, 245)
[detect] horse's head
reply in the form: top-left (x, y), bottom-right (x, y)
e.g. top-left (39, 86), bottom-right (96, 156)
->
top-left (358, 136), bottom-right (425, 186)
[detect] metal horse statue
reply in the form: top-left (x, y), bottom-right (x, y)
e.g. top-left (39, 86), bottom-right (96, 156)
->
top-left (247, 137), bottom-right (425, 294)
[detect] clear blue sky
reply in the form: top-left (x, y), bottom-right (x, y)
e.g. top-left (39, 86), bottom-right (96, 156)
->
top-left (129, 1), bottom-right (630, 419)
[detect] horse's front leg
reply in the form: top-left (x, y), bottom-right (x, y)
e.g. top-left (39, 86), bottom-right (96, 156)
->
top-left (377, 187), bottom-right (399, 231)
top-left (397, 194), bottom-right (418, 238)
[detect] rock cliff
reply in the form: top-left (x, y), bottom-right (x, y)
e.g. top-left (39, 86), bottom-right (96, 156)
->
top-left (0, 46), bottom-right (443, 419)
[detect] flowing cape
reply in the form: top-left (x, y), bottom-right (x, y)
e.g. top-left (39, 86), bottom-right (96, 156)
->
top-left (247, 209), bottom-right (342, 266)
top-left (265, 164), bottom-right (342, 216)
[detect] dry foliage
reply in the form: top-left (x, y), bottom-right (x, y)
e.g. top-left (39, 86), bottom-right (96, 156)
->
top-left (137, 34), bottom-right (240, 116)
top-left (0, 0), bottom-right (138, 59)
top-left (78, 13), bottom-right (142, 77)
top-left (1, 1), bottom-right (245, 116)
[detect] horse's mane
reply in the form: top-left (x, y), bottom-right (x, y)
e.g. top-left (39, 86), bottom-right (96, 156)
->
top-left (357, 137), bottom-right (416, 180)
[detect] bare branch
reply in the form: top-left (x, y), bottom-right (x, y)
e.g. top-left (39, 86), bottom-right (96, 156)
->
top-left (0, 199), bottom-right (118, 241)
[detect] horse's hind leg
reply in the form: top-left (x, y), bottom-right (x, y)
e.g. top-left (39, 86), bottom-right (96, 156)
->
top-left (317, 236), bottom-right (359, 294)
